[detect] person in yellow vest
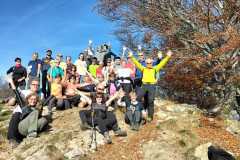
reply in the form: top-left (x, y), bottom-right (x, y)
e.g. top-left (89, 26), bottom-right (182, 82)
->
top-left (128, 50), bottom-right (173, 122)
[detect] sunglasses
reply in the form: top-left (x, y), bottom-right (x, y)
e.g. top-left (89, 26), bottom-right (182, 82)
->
top-left (139, 55), bottom-right (144, 57)
top-left (31, 83), bottom-right (39, 86)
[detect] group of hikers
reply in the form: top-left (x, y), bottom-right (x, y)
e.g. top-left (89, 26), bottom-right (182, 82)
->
top-left (4, 45), bottom-right (173, 147)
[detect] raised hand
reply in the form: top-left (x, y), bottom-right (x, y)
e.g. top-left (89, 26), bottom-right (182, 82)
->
top-left (166, 50), bottom-right (173, 57)
top-left (128, 51), bottom-right (133, 57)
top-left (158, 51), bottom-right (163, 59)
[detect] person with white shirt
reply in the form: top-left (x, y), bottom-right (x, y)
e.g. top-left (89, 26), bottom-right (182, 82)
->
top-left (74, 53), bottom-right (87, 83)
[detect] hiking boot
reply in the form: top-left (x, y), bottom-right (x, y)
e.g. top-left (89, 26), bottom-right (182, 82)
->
top-left (114, 129), bottom-right (127, 137)
top-left (80, 119), bottom-right (91, 130)
top-left (103, 132), bottom-right (112, 144)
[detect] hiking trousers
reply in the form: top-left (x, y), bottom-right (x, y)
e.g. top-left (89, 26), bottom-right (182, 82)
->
top-left (42, 71), bottom-right (51, 99)
top-left (137, 84), bottom-right (156, 119)
top-left (68, 95), bottom-right (81, 106)
top-left (48, 97), bottom-right (71, 113)
top-left (125, 110), bottom-right (142, 124)
top-left (18, 110), bottom-right (48, 136)
top-left (79, 110), bottom-right (119, 134)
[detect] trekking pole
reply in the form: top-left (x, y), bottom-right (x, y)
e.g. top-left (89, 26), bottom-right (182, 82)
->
top-left (89, 106), bottom-right (97, 150)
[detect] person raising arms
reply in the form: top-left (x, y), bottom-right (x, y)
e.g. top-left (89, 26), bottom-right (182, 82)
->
top-left (128, 50), bottom-right (173, 122)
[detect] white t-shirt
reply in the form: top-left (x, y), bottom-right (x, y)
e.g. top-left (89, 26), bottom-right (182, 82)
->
top-left (74, 59), bottom-right (87, 76)
top-left (116, 67), bottom-right (131, 83)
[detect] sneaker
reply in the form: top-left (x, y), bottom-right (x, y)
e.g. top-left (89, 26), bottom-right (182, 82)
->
top-left (114, 129), bottom-right (127, 137)
top-left (27, 131), bottom-right (37, 138)
top-left (103, 132), bottom-right (112, 144)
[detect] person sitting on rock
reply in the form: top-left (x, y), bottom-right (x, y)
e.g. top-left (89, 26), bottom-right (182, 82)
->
top-left (47, 74), bottom-right (70, 115)
top-left (118, 91), bottom-right (143, 131)
top-left (64, 75), bottom-right (95, 107)
top-left (7, 93), bottom-right (49, 147)
top-left (7, 77), bottom-right (46, 145)
top-left (18, 93), bottom-right (48, 138)
top-left (79, 85), bottom-right (127, 144)
top-left (6, 57), bottom-right (27, 90)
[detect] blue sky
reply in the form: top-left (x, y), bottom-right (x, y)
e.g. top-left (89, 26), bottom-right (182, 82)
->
top-left (0, 0), bottom-right (121, 75)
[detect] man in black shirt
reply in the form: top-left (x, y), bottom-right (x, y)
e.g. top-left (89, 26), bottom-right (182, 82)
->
top-left (7, 57), bottom-right (27, 89)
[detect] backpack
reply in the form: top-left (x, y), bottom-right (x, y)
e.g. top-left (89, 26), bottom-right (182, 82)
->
top-left (208, 146), bottom-right (236, 160)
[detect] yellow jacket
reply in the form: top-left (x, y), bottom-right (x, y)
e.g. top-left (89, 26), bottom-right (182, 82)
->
top-left (130, 55), bottom-right (170, 84)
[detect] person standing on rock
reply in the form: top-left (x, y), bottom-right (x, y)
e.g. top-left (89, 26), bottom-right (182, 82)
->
top-left (27, 52), bottom-right (41, 89)
top-left (6, 57), bottom-right (27, 90)
top-left (41, 50), bottom-right (53, 99)
top-left (128, 50), bottom-right (173, 122)
top-left (74, 53), bottom-right (87, 83)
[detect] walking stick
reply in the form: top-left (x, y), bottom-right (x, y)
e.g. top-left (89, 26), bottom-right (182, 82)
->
top-left (89, 105), bottom-right (97, 150)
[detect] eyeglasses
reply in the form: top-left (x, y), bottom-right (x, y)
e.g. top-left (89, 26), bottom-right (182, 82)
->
top-left (146, 62), bottom-right (152, 64)
top-left (31, 83), bottom-right (39, 86)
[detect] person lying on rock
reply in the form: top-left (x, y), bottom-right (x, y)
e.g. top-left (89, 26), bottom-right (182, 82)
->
top-left (117, 91), bottom-right (143, 131)
top-left (79, 88), bottom-right (127, 144)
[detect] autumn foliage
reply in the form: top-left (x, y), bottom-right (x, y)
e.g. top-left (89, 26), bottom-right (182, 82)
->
top-left (96, 0), bottom-right (240, 111)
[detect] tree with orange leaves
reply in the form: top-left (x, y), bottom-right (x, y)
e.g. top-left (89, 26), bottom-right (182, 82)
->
top-left (96, 0), bottom-right (240, 115)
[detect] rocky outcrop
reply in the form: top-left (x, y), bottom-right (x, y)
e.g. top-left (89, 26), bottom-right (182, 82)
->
top-left (0, 99), bottom-right (239, 160)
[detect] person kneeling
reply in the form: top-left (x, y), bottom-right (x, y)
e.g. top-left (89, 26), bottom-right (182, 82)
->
top-left (79, 92), bottom-right (127, 144)
top-left (118, 91), bottom-right (143, 131)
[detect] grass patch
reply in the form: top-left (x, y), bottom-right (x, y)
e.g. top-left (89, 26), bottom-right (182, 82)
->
top-left (0, 110), bottom-right (11, 116)
top-left (0, 127), bottom-right (8, 138)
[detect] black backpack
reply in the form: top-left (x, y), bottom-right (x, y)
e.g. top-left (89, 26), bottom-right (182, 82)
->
top-left (208, 146), bottom-right (236, 160)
